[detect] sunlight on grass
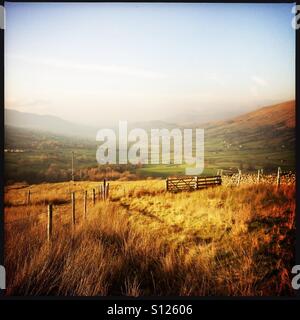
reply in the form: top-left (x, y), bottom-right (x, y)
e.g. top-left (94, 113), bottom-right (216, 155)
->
top-left (4, 177), bottom-right (296, 296)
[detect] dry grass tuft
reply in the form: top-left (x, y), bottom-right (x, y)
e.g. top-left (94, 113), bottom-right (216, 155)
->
top-left (4, 178), bottom-right (296, 296)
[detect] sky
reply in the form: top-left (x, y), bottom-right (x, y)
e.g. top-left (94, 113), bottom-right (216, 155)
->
top-left (4, 2), bottom-right (296, 126)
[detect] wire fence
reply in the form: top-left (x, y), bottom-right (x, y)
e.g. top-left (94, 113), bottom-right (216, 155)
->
top-left (5, 179), bottom-right (110, 231)
top-left (4, 169), bottom-right (296, 239)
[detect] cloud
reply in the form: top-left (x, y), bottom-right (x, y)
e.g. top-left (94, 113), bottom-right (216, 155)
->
top-left (251, 75), bottom-right (268, 87)
top-left (7, 54), bottom-right (168, 80)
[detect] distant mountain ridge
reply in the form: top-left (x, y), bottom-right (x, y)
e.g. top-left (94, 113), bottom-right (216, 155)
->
top-left (209, 100), bottom-right (295, 129)
top-left (4, 110), bottom-right (178, 139)
top-left (203, 100), bottom-right (295, 158)
top-left (5, 109), bottom-right (98, 139)
top-left (5, 100), bottom-right (296, 177)
top-left (5, 100), bottom-right (295, 143)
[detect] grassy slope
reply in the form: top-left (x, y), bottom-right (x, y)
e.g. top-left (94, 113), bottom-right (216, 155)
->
top-left (140, 101), bottom-right (295, 176)
top-left (5, 178), bottom-right (296, 296)
top-left (202, 100), bottom-right (295, 168)
top-left (4, 101), bottom-right (296, 181)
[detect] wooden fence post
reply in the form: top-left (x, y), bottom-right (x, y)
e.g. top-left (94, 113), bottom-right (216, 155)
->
top-left (195, 176), bottom-right (198, 190)
top-left (166, 178), bottom-right (169, 191)
top-left (47, 204), bottom-right (53, 241)
top-left (103, 179), bottom-right (106, 200)
top-left (92, 189), bottom-right (96, 205)
top-left (277, 167), bottom-right (281, 189)
top-left (237, 169), bottom-right (242, 186)
top-left (106, 183), bottom-right (110, 200)
top-left (84, 190), bottom-right (87, 219)
top-left (100, 186), bottom-right (103, 200)
top-left (27, 190), bottom-right (31, 205)
top-left (257, 169), bottom-right (260, 183)
top-left (71, 192), bottom-right (76, 226)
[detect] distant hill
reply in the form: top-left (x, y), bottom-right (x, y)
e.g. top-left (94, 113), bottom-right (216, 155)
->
top-left (204, 100), bottom-right (295, 143)
top-left (4, 101), bottom-right (296, 178)
top-left (196, 100), bottom-right (295, 171)
top-left (5, 109), bottom-right (98, 139)
top-left (207, 100), bottom-right (295, 130)
top-left (4, 109), bottom-right (178, 139)
top-left (5, 125), bottom-right (96, 150)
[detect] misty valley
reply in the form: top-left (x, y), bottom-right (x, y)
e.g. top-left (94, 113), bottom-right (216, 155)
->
top-left (4, 101), bottom-right (295, 184)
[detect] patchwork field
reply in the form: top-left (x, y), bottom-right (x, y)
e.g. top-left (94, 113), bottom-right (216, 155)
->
top-left (4, 176), bottom-right (296, 296)
top-left (4, 101), bottom-right (296, 183)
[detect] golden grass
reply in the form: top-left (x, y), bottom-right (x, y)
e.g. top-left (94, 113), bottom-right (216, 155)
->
top-left (4, 178), bottom-right (296, 296)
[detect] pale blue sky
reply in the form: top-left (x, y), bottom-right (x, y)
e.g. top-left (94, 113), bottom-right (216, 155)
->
top-left (4, 2), bottom-right (295, 125)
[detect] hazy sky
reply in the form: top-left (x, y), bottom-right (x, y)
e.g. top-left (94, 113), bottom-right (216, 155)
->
top-left (5, 2), bottom-right (295, 126)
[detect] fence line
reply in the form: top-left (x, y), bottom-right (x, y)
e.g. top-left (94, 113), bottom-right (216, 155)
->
top-left (166, 167), bottom-right (287, 192)
top-left (44, 179), bottom-right (110, 240)
top-left (18, 167), bottom-right (291, 204)
top-left (5, 168), bottom-right (293, 239)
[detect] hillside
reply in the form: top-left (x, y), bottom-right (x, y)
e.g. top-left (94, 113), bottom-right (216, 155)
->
top-left (226, 100), bottom-right (295, 129)
top-left (4, 178), bottom-right (296, 295)
top-left (4, 100), bottom-right (296, 182)
top-left (141, 101), bottom-right (296, 175)
top-left (203, 100), bottom-right (295, 153)
top-left (5, 109), bottom-right (98, 139)
top-left (206, 100), bottom-right (295, 130)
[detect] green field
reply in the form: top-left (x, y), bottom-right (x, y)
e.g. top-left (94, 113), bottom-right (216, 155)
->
top-left (4, 121), bottom-right (295, 184)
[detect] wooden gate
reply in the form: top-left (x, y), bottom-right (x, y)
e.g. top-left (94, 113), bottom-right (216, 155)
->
top-left (166, 176), bottom-right (222, 192)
